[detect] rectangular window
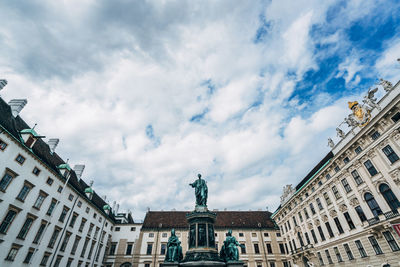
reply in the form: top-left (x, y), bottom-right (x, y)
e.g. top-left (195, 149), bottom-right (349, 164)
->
top-left (326, 173), bottom-right (331, 180)
top-left (57, 185), bottom-right (63, 193)
top-left (355, 206), bottom-right (367, 222)
top-left (46, 198), bottom-right (57, 216)
top-left (343, 243), bottom-right (354, 260)
top-left (317, 252), bottom-right (324, 265)
top-left (334, 217), bottom-right (344, 234)
top-left (0, 139), bottom-right (8, 150)
top-left (364, 159), bottom-right (378, 176)
top-left (383, 231), bottom-right (400, 251)
top-left (279, 243), bottom-right (285, 254)
top-left (59, 206), bottom-right (70, 222)
top-left (240, 243), bottom-right (246, 254)
top-left (341, 178), bottom-right (352, 193)
top-left (149, 232), bottom-right (154, 237)
top-left (391, 112), bottom-right (400, 122)
top-left (33, 191), bottom-right (48, 209)
top-left (316, 198), bottom-right (323, 210)
top-left (17, 182), bottom-right (33, 201)
top-left (32, 167), bottom-right (41, 176)
top-left (334, 166), bottom-right (340, 173)
top-left (292, 216), bottom-right (298, 226)
top-left (86, 240), bottom-right (95, 259)
top-left (161, 243), bottom-right (166, 255)
top-left (343, 212), bottom-right (355, 229)
top-left (94, 226), bottom-right (100, 240)
top-left (298, 212), bottom-right (303, 222)
top-left (146, 243), bottom-right (153, 255)
top-left (269, 262), bottom-right (275, 267)
top-left (332, 186), bottom-right (341, 200)
top-left (15, 154), bottom-right (26, 164)
top-left (371, 131), bottom-right (380, 140)
top-left (71, 236), bottom-right (81, 255)
top-left (40, 252), bottom-right (51, 266)
top-left (325, 222), bottom-right (334, 238)
top-left (23, 248), bottom-right (35, 263)
top-left (309, 203), bottom-right (316, 214)
top-left (79, 218), bottom-right (87, 232)
top-left (46, 177), bottom-right (53, 185)
top-left (325, 249), bottom-right (333, 264)
top-left (323, 192), bottom-right (332, 205)
top-left (48, 227), bottom-right (61, 248)
top-left (266, 243), bottom-right (272, 254)
top-left (317, 226), bottom-right (325, 241)
top-left (81, 238), bottom-right (90, 257)
top-left (68, 194), bottom-right (74, 201)
top-left (311, 229), bottom-right (318, 244)
top-left (355, 146), bottom-right (362, 154)
top-left (60, 232), bottom-right (72, 252)
top-left (88, 223), bottom-right (94, 236)
top-left (33, 221), bottom-right (47, 243)
top-left (70, 213), bottom-right (78, 228)
top-left (17, 216), bottom-right (35, 239)
top-left (109, 243), bottom-right (117, 255)
top-left (54, 255), bottom-right (63, 266)
top-left (334, 247), bottom-right (343, 262)
top-left (368, 236), bottom-right (383, 255)
top-left (5, 245), bottom-right (20, 261)
top-left (0, 169), bottom-right (17, 192)
top-left (351, 170), bottom-right (363, 185)
top-left (304, 232), bottom-right (311, 244)
top-left (343, 157), bottom-right (350, 164)
top-left (355, 240), bottom-right (367, 257)
top-left (131, 227), bottom-right (136, 231)
top-left (0, 209), bottom-right (18, 234)
top-left (126, 243), bottom-right (133, 255)
top-left (77, 201), bottom-right (82, 207)
top-left (303, 208), bottom-right (309, 219)
top-left (383, 145), bottom-right (399, 163)
top-left (254, 243), bottom-right (260, 254)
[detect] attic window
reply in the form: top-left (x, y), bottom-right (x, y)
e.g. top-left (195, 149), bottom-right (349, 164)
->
top-left (77, 201), bottom-right (82, 208)
top-left (370, 131), bottom-right (380, 140)
top-left (57, 186), bottom-right (63, 193)
top-left (0, 139), bottom-right (8, 151)
top-left (32, 167), bottom-right (41, 176)
top-left (46, 177), bottom-right (53, 186)
top-left (391, 112), bottom-right (400, 122)
top-left (25, 136), bottom-right (35, 148)
top-left (15, 154), bottom-right (26, 165)
top-left (355, 146), bottom-right (362, 154)
top-left (343, 157), bottom-right (350, 164)
top-left (334, 166), bottom-right (340, 173)
top-left (68, 194), bottom-right (74, 201)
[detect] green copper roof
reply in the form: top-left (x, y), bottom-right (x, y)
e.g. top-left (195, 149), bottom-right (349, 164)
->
top-left (57, 163), bottom-right (72, 171)
top-left (20, 128), bottom-right (39, 137)
top-left (85, 187), bottom-right (94, 194)
top-left (103, 204), bottom-right (111, 210)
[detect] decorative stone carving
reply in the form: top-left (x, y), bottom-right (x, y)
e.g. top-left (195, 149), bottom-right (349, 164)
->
top-left (363, 87), bottom-right (381, 111)
top-left (329, 210), bottom-right (337, 217)
top-left (314, 219), bottom-right (320, 226)
top-left (280, 185), bottom-right (296, 205)
top-left (379, 78), bottom-right (393, 92)
top-left (321, 215), bottom-right (329, 222)
top-left (307, 223), bottom-right (314, 230)
top-left (328, 138), bottom-right (335, 148)
top-left (349, 198), bottom-right (359, 207)
top-left (336, 128), bottom-right (345, 139)
top-left (339, 204), bottom-right (348, 212)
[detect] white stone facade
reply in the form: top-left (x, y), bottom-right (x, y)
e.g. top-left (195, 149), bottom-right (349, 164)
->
top-left (272, 81), bottom-right (400, 267)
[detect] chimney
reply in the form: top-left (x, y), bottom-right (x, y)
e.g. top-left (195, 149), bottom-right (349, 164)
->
top-left (73, 165), bottom-right (85, 180)
top-left (112, 201), bottom-right (116, 211)
top-left (115, 204), bottom-right (120, 214)
top-left (48, 138), bottom-right (59, 154)
top-left (0, 79), bottom-right (7, 90)
top-left (8, 99), bottom-right (27, 117)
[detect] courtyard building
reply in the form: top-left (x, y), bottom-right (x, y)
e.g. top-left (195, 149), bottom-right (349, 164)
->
top-left (272, 80), bottom-right (400, 267)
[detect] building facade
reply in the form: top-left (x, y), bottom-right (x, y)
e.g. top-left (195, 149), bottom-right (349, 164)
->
top-left (0, 96), bottom-right (117, 266)
top-left (272, 80), bottom-right (400, 267)
top-left (104, 210), bottom-right (289, 267)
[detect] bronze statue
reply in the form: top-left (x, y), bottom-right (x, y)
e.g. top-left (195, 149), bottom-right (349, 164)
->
top-left (189, 174), bottom-right (208, 206)
top-left (220, 229), bottom-right (244, 262)
top-left (165, 229), bottom-right (183, 262)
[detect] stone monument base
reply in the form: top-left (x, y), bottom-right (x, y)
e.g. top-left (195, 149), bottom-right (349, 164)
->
top-left (225, 261), bottom-right (244, 267)
top-left (162, 261), bottom-right (244, 267)
top-left (161, 262), bottom-right (180, 267)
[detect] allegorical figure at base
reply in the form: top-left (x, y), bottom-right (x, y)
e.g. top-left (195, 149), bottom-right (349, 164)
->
top-left (219, 229), bottom-right (244, 262)
top-left (165, 229), bottom-right (183, 262)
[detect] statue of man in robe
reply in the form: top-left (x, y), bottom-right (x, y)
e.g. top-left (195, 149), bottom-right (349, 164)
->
top-left (220, 229), bottom-right (244, 262)
top-left (189, 174), bottom-right (208, 206)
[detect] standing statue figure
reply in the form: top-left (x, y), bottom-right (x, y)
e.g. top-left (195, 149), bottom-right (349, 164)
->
top-left (189, 174), bottom-right (208, 206)
top-left (220, 230), bottom-right (244, 262)
top-left (363, 87), bottom-right (381, 111)
top-left (336, 127), bottom-right (345, 139)
top-left (379, 78), bottom-right (393, 92)
top-left (344, 115), bottom-right (358, 128)
top-left (327, 138), bottom-right (334, 148)
top-left (165, 229), bottom-right (183, 262)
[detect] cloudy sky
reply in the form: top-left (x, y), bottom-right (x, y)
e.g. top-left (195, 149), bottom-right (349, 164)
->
top-left (1, 0), bottom-right (400, 219)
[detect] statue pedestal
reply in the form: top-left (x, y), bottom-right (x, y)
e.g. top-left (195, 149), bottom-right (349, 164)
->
top-left (161, 262), bottom-right (180, 267)
top-left (226, 261), bottom-right (244, 267)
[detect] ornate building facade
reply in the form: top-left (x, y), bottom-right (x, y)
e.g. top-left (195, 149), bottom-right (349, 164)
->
top-left (272, 79), bottom-right (400, 267)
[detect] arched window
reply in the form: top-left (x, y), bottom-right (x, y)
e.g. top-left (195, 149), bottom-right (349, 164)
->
top-left (364, 193), bottom-right (382, 217)
top-left (379, 184), bottom-right (400, 211)
top-left (120, 263), bottom-right (132, 267)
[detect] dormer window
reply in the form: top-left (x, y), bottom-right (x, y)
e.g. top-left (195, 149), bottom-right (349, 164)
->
top-left (57, 164), bottom-right (71, 178)
top-left (20, 128), bottom-right (44, 149)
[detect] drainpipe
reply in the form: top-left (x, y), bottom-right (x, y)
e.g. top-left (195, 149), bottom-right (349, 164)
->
top-left (90, 204), bottom-right (110, 267)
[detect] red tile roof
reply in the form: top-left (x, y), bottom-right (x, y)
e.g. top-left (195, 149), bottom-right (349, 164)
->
top-left (142, 211), bottom-right (277, 230)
